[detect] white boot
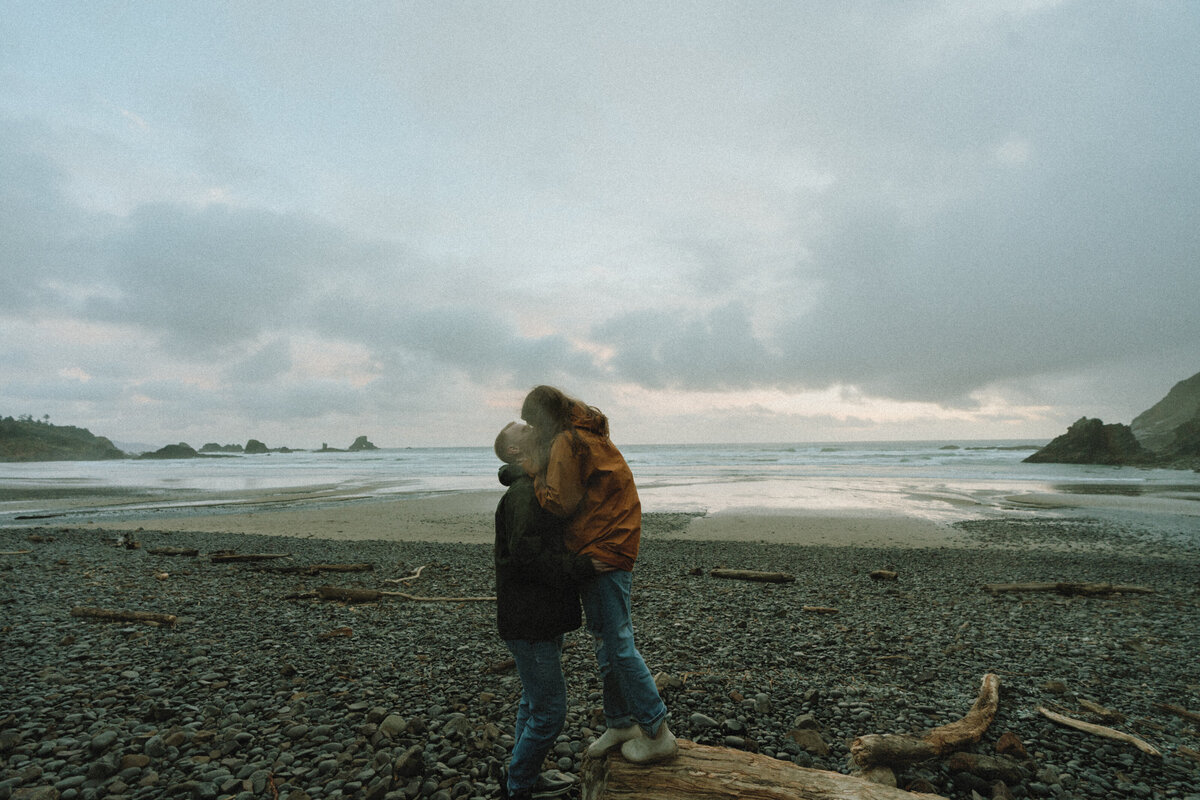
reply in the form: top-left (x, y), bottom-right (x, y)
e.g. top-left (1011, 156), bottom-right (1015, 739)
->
top-left (620, 722), bottom-right (677, 764)
top-left (586, 724), bottom-right (643, 758)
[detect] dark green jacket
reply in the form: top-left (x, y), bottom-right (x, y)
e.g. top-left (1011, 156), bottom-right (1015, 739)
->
top-left (494, 464), bottom-right (594, 641)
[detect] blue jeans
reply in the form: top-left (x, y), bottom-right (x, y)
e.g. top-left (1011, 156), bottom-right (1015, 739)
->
top-left (579, 570), bottom-right (667, 737)
top-left (504, 636), bottom-right (567, 794)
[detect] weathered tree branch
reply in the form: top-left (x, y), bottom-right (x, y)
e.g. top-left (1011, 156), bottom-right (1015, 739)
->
top-left (850, 673), bottom-right (1001, 768)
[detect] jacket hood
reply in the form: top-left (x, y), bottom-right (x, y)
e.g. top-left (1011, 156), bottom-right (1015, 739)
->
top-left (569, 402), bottom-right (610, 437)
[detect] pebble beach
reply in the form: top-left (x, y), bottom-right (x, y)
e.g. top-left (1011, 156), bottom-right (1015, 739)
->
top-left (2, 507), bottom-right (1199, 800)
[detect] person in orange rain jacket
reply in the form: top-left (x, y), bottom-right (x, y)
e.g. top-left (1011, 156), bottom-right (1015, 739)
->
top-left (520, 385), bottom-right (677, 764)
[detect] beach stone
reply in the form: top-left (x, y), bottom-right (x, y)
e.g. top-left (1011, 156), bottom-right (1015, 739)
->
top-left (787, 729), bottom-right (829, 756)
top-left (11, 789), bottom-right (61, 800)
top-left (393, 745), bottom-right (423, 778)
top-left (378, 716), bottom-right (406, 739)
top-left (689, 713), bottom-right (719, 730)
top-left (143, 736), bottom-right (166, 759)
top-left (792, 714), bottom-right (820, 731)
top-left (88, 731), bottom-right (118, 754)
top-left (995, 731), bottom-right (1027, 759)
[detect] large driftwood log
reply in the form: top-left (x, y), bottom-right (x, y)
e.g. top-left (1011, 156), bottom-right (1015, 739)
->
top-left (582, 739), bottom-right (947, 800)
top-left (710, 569), bottom-right (796, 583)
top-left (850, 673), bottom-right (1000, 768)
top-left (1036, 706), bottom-right (1161, 756)
top-left (982, 582), bottom-right (1153, 596)
top-left (70, 607), bottom-right (177, 627)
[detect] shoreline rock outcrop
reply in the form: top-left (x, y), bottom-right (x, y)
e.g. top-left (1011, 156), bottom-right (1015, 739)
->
top-left (1026, 370), bottom-right (1200, 469)
top-left (1023, 417), bottom-right (1155, 466)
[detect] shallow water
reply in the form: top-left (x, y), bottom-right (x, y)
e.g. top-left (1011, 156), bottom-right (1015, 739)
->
top-left (2, 440), bottom-right (1197, 528)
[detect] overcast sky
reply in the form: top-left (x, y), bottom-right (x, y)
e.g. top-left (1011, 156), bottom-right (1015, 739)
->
top-left (2, 2), bottom-right (1198, 449)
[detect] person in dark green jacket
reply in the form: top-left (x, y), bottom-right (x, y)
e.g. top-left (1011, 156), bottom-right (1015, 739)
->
top-left (493, 422), bottom-right (596, 800)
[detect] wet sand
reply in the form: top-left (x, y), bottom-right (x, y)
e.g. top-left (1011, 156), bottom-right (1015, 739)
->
top-left (6, 479), bottom-right (1195, 550)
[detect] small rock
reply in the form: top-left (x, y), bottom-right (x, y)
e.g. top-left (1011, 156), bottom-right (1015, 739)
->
top-left (787, 729), bottom-right (829, 757)
top-left (791, 713), bottom-right (820, 731)
top-left (995, 731), bottom-right (1027, 759)
top-left (379, 715), bottom-right (407, 739)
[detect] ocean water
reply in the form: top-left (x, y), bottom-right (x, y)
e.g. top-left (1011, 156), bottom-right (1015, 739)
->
top-left (3, 440), bottom-right (1198, 525)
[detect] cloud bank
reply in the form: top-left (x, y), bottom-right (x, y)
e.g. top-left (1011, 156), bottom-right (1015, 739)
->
top-left (1, 2), bottom-right (1197, 446)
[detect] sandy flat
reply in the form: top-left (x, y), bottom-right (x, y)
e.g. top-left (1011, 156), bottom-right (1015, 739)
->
top-left (11, 478), bottom-right (1197, 549)
top-left (69, 489), bottom-right (977, 548)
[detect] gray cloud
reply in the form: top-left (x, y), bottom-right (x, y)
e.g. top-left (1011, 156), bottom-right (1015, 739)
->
top-left (2, 3), bottom-right (1197, 444)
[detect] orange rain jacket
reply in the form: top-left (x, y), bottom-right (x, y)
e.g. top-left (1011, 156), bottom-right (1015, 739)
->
top-left (533, 404), bottom-right (642, 571)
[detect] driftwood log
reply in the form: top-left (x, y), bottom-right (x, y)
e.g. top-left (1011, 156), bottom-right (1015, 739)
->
top-left (70, 607), bottom-right (177, 627)
top-left (869, 570), bottom-right (898, 581)
top-left (258, 563), bottom-right (374, 575)
top-left (1154, 703), bottom-right (1200, 724)
top-left (710, 569), bottom-right (796, 583)
top-left (1036, 706), bottom-right (1161, 756)
top-left (316, 585), bottom-right (495, 603)
top-left (802, 606), bottom-right (839, 614)
top-left (147, 547), bottom-right (200, 557)
top-left (982, 582), bottom-right (1153, 596)
top-left (210, 552), bottom-right (290, 563)
top-left (850, 673), bottom-right (1000, 768)
top-left (582, 739), bottom-right (947, 800)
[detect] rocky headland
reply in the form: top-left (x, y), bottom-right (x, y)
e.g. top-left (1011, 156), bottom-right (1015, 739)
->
top-left (1026, 371), bottom-right (1200, 470)
top-left (0, 418), bottom-right (125, 463)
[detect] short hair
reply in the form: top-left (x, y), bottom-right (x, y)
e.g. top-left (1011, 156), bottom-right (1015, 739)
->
top-left (493, 421), bottom-right (523, 463)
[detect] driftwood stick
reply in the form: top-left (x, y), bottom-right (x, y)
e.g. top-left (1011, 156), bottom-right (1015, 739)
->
top-left (259, 563), bottom-right (373, 575)
top-left (70, 606), bottom-right (177, 627)
top-left (583, 739), bottom-right (947, 799)
top-left (1037, 707), bottom-right (1161, 756)
top-left (385, 565), bottom-right (426, 584)
top-left (710, 569), bottom-right (796, 583)
top-left (850, 673), bottom-right (1001, 768)
top-left (802, 606), bottom-right (839, 614)
top-left (147, 547), bottom-right (200, 557)
top-left (982, 582), bottom-right (1153, 596)
top-left (210, 552), bottom-right (290, 563)
top-left (316, 585), bottom-right (494, 603)
top-left (1154, 703), bottom-right (1200, 724)
top-left (0, 550), bottom-right (32, 555)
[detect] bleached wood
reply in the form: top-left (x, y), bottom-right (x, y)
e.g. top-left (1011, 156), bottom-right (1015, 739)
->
top-left (582, 739), bottom-right (947, 800)
top-left (1037, 706), bottom-right (1161, 757)
top-left (850, 673), bottom-right (1000, 767)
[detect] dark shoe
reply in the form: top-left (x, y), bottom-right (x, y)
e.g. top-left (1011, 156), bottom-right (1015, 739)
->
top-left (531, 769), bottom-right (576, 798)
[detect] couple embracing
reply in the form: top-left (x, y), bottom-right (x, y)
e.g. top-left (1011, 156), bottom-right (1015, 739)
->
top-left (492, 385), bottom-right (677, 800)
